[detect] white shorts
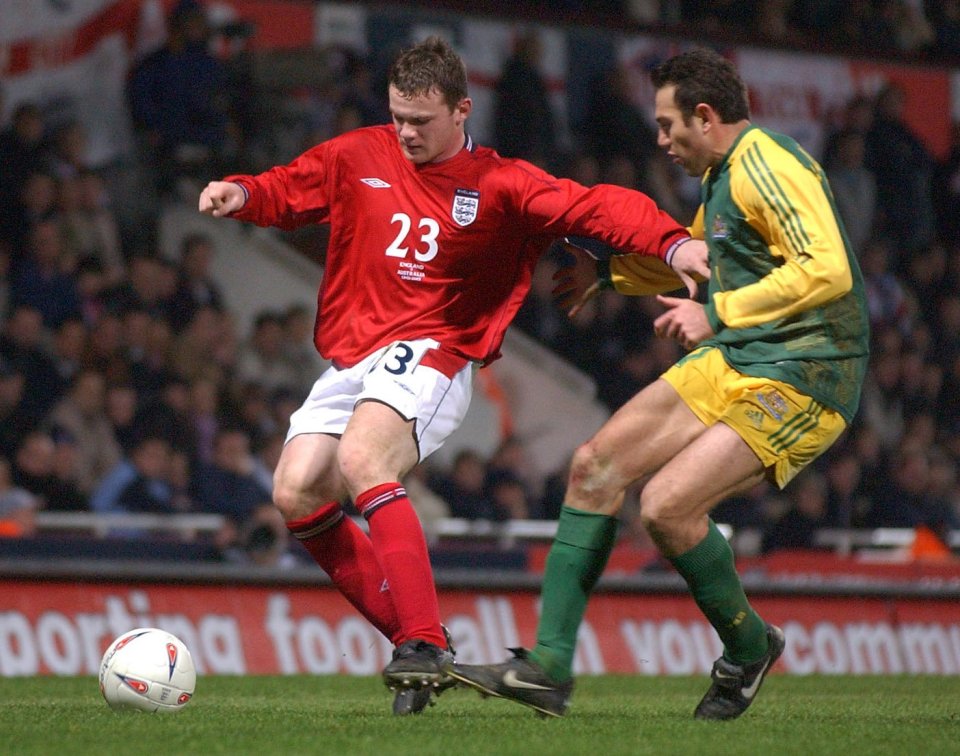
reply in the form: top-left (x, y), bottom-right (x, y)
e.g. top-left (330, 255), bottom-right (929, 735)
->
top-left (285, 339), bottom-right (476, 461)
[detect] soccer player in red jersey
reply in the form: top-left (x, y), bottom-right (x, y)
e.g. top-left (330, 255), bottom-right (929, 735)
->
top-left (199, 36), bottom-right (708, 715)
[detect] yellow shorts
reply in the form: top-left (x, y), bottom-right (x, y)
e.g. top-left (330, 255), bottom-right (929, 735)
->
top-left (662, 346), bottom-right (846, 488)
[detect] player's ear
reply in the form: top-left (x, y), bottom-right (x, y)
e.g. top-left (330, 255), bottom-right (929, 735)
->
top-left (694, 103), bottom-right (713, 132)
top-left (455, 97), bottom-right (472, 124)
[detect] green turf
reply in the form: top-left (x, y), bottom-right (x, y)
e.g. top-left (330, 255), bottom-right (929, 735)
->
top-left (4, 675), bottom-right (958, 755)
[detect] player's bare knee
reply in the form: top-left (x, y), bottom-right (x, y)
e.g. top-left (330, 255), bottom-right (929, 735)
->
top-left (568, 441), bottom-right (619, 508)
top-left (638, 480), bottom-right (683, 535)
top-left (271, 481), bottom-right (304, 520)
top-left (272, 470), bottom-right (325, 521)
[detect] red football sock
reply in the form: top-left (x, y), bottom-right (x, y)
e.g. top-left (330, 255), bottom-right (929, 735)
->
top-left (286, 503), bottom-right (402, 645)
top-left (355, 482), bottom-right (445, 648)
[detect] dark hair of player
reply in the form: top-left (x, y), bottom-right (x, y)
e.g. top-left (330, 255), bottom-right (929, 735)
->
top-left (389, 36), bottom-right (468, 111)
top-left (650, 48), bottom-right (750, 124)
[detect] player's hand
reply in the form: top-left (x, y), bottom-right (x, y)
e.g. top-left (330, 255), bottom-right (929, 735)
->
top-left (552, 241), bottom-right (601, 317)
top-left (198, 181), bottom-right (246, 217)
top-left (669, 239), bottom-right (710, 299)
top-left (653, 295), bottom-right (714, 350)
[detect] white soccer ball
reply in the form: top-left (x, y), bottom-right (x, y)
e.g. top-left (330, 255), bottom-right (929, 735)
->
top-left (99, 628), bottom-right (196, 713)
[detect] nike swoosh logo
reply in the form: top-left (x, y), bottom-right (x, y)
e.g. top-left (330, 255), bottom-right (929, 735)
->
top-left (741, 659), bottom-right (770, 699)
top-left (503, 669), bottom-right (553, 690)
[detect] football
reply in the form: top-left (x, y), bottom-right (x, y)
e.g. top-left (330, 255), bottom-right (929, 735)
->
top-left (99, 628), bottom-right (196, 712)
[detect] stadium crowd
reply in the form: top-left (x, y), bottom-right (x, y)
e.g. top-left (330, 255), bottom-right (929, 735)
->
top-left (0, 0), bottom-right (958, 566)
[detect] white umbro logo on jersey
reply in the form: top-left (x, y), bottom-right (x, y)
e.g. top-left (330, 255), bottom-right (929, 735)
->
top-left (361, 178), bottom-right (391, 188)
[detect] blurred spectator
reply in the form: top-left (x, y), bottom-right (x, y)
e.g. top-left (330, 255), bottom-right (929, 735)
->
top-left (838, 0), bottom-right (899, 49)
top-left (228, 502), bottom-right (296, 567)
top-left (822, 446), bottom-right (866, 528)
top-left (0, 304), bottom-right (60, 417)
top-left (250, 429), bottom-right (285, 495)
top-left (48, 317), bottom-right (87, 400)
top-left (859, 341), bottom-right (906, 452)
top-left (683, 0), bottom-right (758, 35)
top-left (643, 149), bottom-right (700, 226)
top-left (899, 350), bottom-right (941, 417)
top-left (933, 122), bottom-right (960, 245)
top-left (120, 306), bottom-right (154, 370)
top-left (58, 169), bottom-right (125, 286)
top-left (10, 219), bottom-right (81, 329)
top-left (0, 241), bottom-right (11, 317)
top-left (235, 310), bottom-right (300, 394)
top-left (0, 456), bottom-right (39, 537)
top-left (171, 304), bottom-right (232, 384)
top-left (91, 433), bottom-right (173, 513)
top-left (761, 470), bottom-right (830, 553)
top-left (600, 153), bottom-right (641, 190)
top-left (861, 239), bottom-right (911, 334)
top-left (103, 253), bottom-right (172, 320)
top-left (0, 357), bottom-right (39, 460)
top-left (48, 428), bottom-right (89, 511)
top-left (46, 368), bottom-right (123, 494)
top-left (513, 251), bottom-right (576, 354)
top-left (188, 376), bottom-right (222, 465)
top-left (128, 0), bottom-right (231, 197)
top-left (0, 103), bottom-right (46, 247)
top-left (493, 30), bottom-right (558, 167)
top-left (868, 439), bottom-right (958, 529)
top-left (865, 83), bottom-right (937, 259)
top-left (45, 120), bottom-right (89, 180)
top-left (756, 0), bottom-right (799, 42)
top-left (133, 376), bottom-right (196, 457)
top-left (927, 0), bottom-right (960, 56)
top-left (281, 303), bottom-right (329, 395)
top-left (934, 292), bottom-right (960, 367)
top-left (331, 100), bottom-right (364, 139)
top-left (886, 0), bottom-right (935, 52)
top-left (563, 150), bottom-right (601, 186)
top-left (190, 426), bottom-right (271, 525)
top-left (114, 435), bottom-right (178, 514)
top-left (403, 463), bottom-right (451, 528)
top-left (167, 232), bottom-right (224, 331)
top-left (537, 459), bottom-right (569, 521)
top-left (75, 256), bottom-right (109, 326)
top-left (826, 129), bottom-right (876, 255)
top-left (127, 314), bottom-right (178, 398)
top-left (105, 382), bottom-right (140, 453)
top-left (713, 480), bottom-right (775, 531)
top-left (484, 469), bottom-right (532, 521)
top-left (821, 94), bottom-right (875, 173)
top-left (579, 63), bottom-right (658, 174)
top-left (11, 429), bottom-right (86, 511)
top-left (12, 171), bottom-right (59, 258)
top-left (85, 312), bottom-right (127, 378)
top-left (903, 243), bottom-right (948, 325)
top-left (428, 449), bottom-right (492, 520)
top-left (486, 436), bottom-right (539, 503)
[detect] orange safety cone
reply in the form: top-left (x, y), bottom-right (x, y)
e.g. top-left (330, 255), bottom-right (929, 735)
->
top-left (909, 524), bottom-right (954, 562)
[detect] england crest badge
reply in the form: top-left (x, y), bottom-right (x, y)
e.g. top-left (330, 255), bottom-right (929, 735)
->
top-left (452, 188), bottom-right (479, 226)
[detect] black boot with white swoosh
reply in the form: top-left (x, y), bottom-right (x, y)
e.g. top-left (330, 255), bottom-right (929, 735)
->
top-left (694, 624), bottom-right (785, 721)
top-left (443, 647), bottom-right (574, 718)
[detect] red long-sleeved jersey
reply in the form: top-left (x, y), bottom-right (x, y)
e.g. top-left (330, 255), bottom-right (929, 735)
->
top-left (227, 125), bottom-right (687, 372)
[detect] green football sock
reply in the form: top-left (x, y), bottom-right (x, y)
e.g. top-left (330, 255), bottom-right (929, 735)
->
top-left (670, 519), bottom-right (768, 664)
top-left (529, 506), bottom-right (618, 682)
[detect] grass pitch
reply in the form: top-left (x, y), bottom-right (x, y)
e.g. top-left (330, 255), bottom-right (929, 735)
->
top-left (4, 675), bottom-right (958, 755)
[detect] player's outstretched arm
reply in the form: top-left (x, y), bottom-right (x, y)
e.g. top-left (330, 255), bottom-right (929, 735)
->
top-left (198, 181), bottom-right (246, 218)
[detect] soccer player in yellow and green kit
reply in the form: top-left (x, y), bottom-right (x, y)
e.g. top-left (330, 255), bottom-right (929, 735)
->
top-left (447, 47), bottom-right (870, 720)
